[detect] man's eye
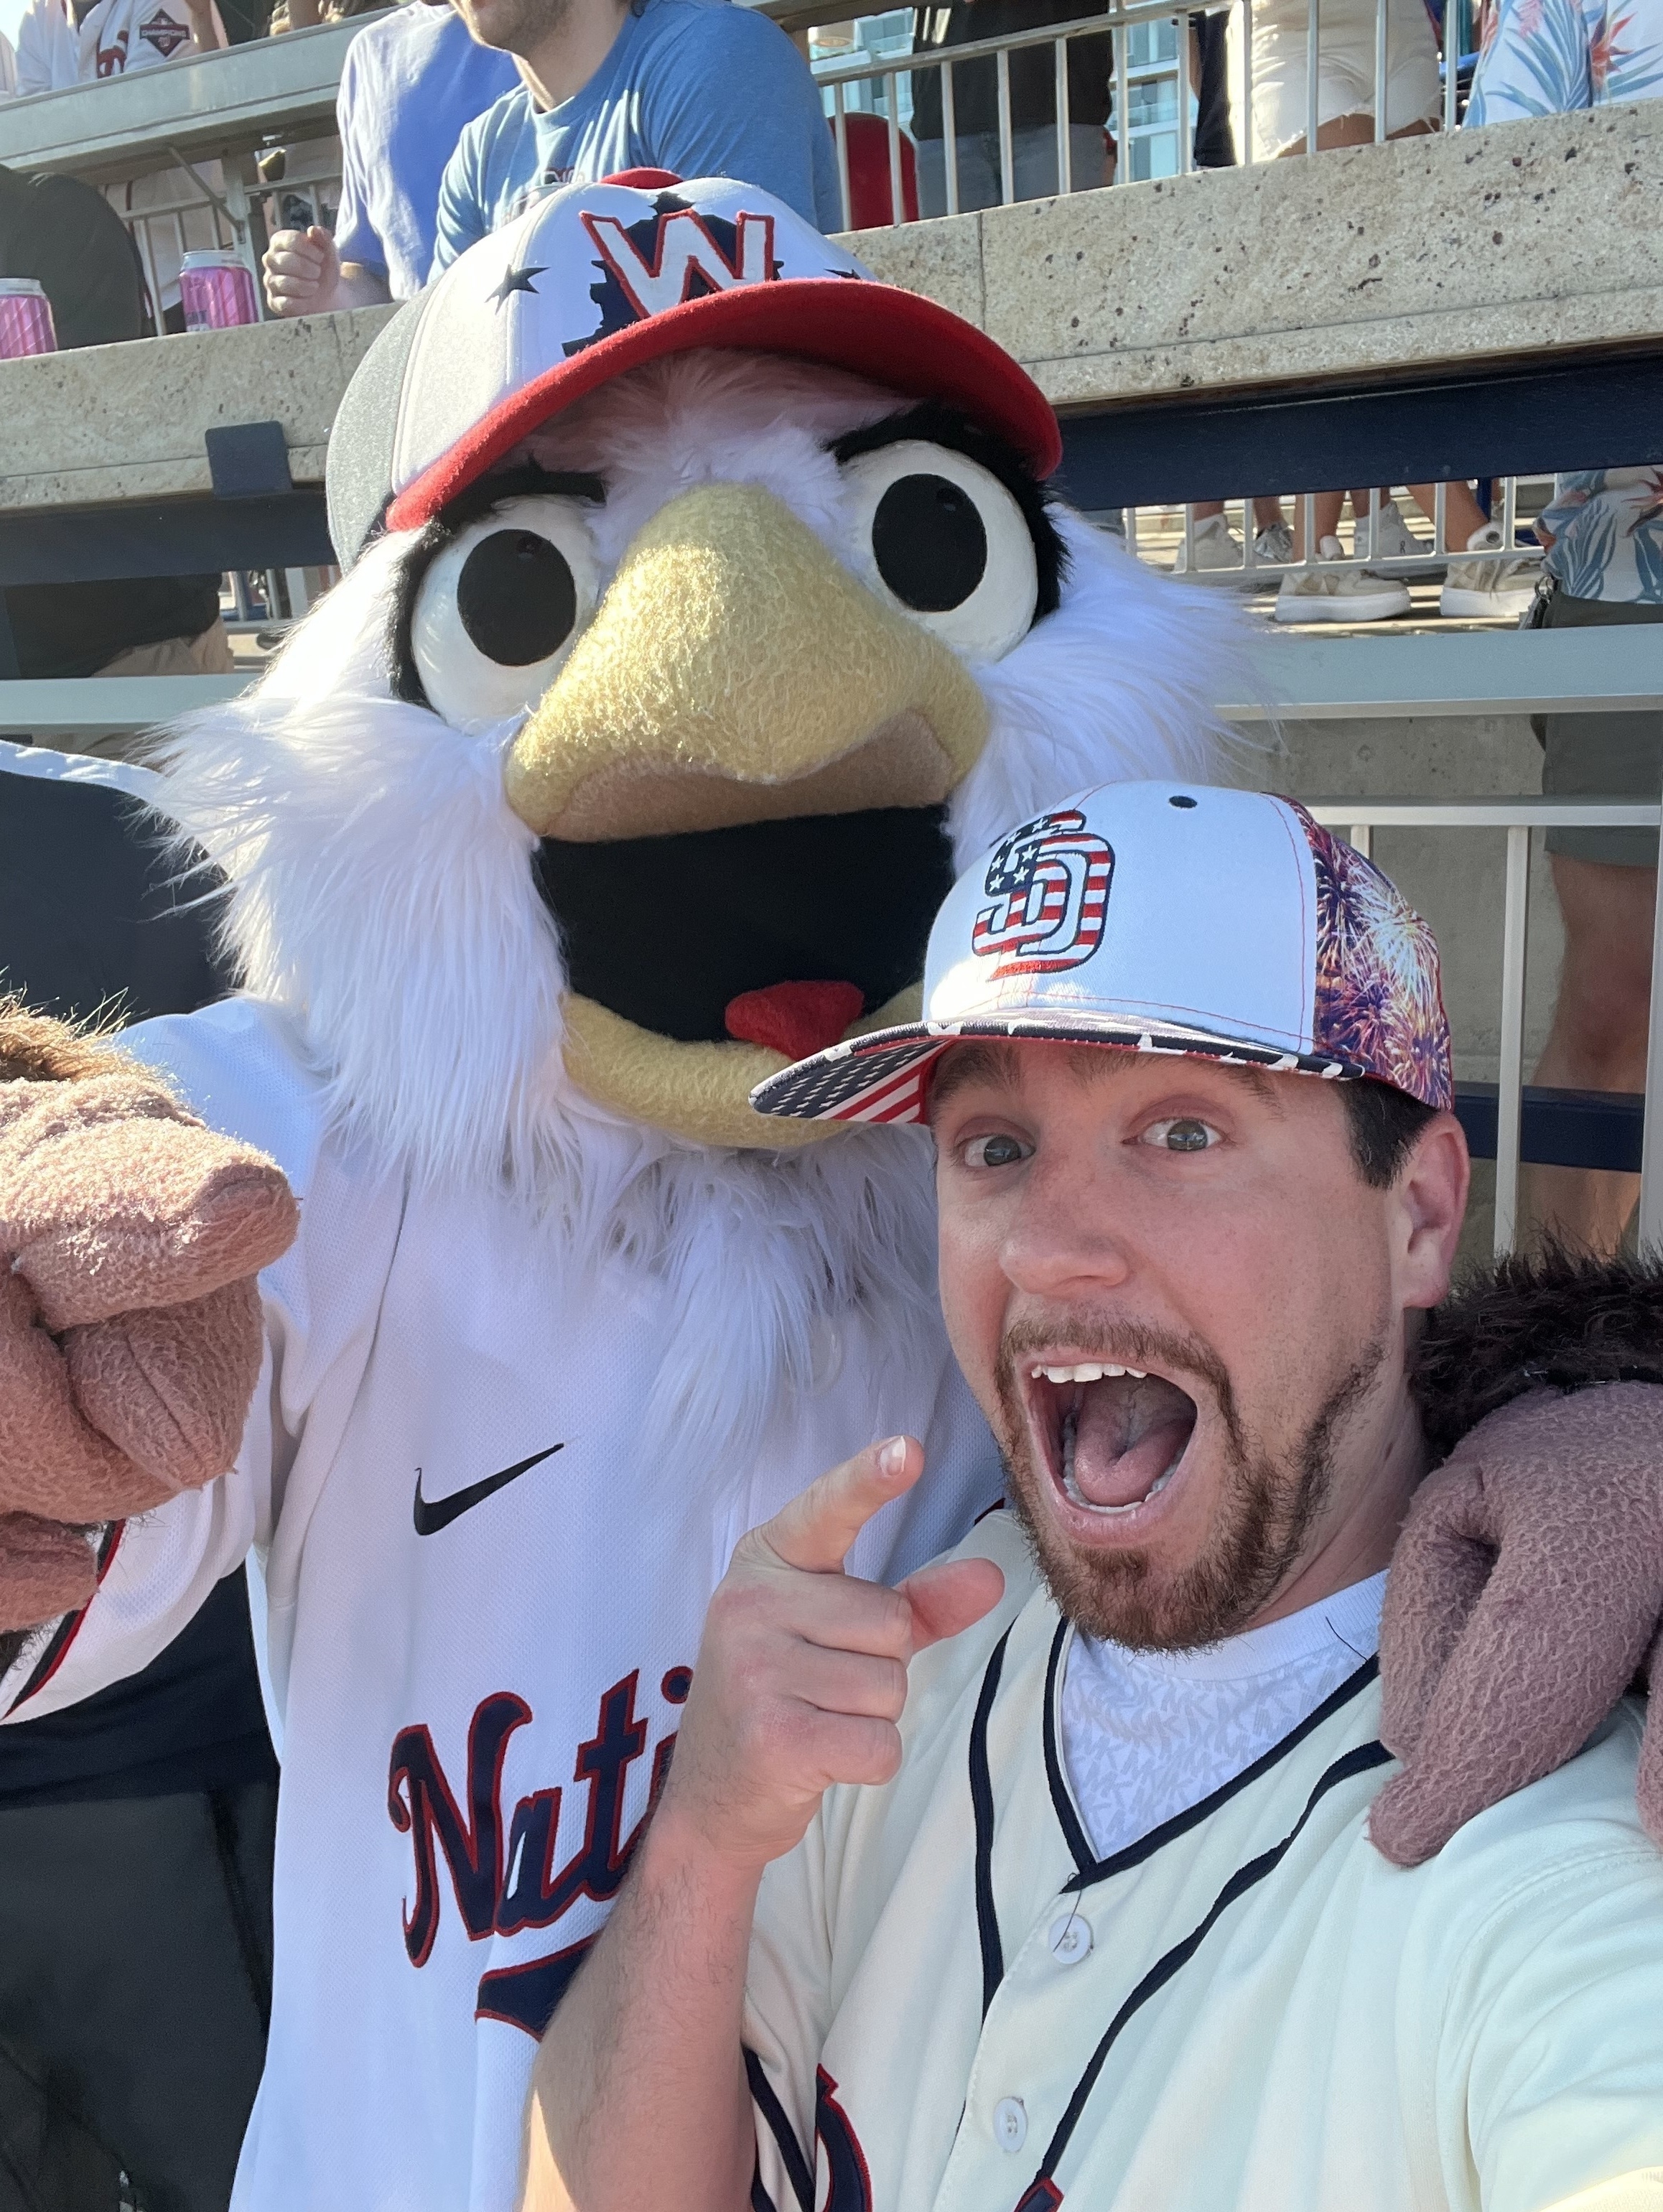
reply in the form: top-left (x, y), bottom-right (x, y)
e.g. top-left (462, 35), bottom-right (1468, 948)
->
top-left (962, 1133), bottom-right (1031, 1169)
top-left (1142, 1117), bottom-right (1220, 1153)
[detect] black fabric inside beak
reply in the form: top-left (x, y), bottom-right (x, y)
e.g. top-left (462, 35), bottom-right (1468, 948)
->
top-left (535, 807), bottom-right (957, 1041)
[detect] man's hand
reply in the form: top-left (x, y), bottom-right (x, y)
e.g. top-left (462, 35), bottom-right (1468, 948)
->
top-left (264, 226), bottom-right (342, 317)
top-left (521, 1439), bottom-right (1004, 2212)
top-left (659, 1436), bottom-right (1006, 1877)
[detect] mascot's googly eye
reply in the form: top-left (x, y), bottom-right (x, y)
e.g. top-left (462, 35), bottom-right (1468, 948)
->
top-left (840, 440), bottom-right (1040, 663)
top-left (410, 496), bottom-right (601, 728)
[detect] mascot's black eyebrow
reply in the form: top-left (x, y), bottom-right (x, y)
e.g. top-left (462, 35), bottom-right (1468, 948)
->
top-left (388, 464), bottom-right (606, 707)
top-left (829, 400), bottom-right (1068, 619)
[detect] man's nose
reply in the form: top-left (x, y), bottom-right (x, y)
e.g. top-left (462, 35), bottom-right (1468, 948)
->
top-left (1000, 1150), bottom-right (1134, 1298)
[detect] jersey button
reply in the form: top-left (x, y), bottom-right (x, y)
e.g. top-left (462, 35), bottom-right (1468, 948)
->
top-left (992, 2096), bottom-right (1028, 2153)
top-left (1048, 1910), bottom-right (1092, 1964)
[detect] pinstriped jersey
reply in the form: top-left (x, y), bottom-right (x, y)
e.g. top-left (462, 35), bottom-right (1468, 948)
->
top-left (745, 1510), bottom-right (1663, 2212)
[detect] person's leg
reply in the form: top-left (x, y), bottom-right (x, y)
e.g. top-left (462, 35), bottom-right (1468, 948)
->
top-left (1404, 478), bottom-right (1489, 550)
top-left (913, 137), bottom-right (946, 219)
top-left (913, 131), bottom-right (1002, 216)
top-left (1290, 490), bottom-right (1349, 557)
top-left (0, 2037), bottom-right (135, 2212)
top-left (1008, 124), bottom-right (1104, 201)
top-left (1528, 854), bottom-right (1656, 1253)
top-left (1526, 587), bottom-right (1663, 1250)
top-left (0, 1782), bottom-right (277, 2212)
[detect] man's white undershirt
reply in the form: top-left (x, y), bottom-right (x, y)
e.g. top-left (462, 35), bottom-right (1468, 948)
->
top-left (1059, 1572), bottom-right (1388, 1861)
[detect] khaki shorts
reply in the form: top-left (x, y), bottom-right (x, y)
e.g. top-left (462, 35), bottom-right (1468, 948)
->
top-left (95, 616), bottom-right (237, 682)
top-left (1228, 0), bottom-right (1441, 157)
top-left (1532, 584), bottom-right (1663, 869)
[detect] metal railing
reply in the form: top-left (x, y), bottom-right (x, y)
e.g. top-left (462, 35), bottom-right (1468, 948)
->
top-left (1305, 797), bottom-right (1663, 1256)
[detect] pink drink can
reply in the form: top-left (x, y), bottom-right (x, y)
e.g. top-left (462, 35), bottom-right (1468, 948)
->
top-left (179, 251), bottom-right (259, 332)
top-left (0, 279), bottom-right (57, 360)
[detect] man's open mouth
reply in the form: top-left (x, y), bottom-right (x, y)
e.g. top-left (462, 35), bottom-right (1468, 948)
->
top-left (534, 804), bottom-right (957, 1051)
top-left (1025, 1360), bottom-right (1200, 1520)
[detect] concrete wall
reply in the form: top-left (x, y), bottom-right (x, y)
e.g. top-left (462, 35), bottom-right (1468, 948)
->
top-left (4, 103), bottom-right (1659, 512)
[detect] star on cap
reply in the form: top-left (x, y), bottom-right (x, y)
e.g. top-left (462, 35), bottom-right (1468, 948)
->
top-left (490, 262), bottom-right (546, 307)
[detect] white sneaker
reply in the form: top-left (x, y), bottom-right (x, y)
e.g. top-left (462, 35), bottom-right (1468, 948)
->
top-left (1275, 536), bottom-right (1412, 623)
top-left (1252, 519), bottom-right (1294, 566)
top-left (1440, 524), bottom-right (1541, 618)
top-left (1172, 512), bottom-right (1242, 574)
top-left (1354, 498), bottom-right (1424, 561)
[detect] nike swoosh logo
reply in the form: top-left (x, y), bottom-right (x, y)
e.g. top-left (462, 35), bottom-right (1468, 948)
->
top-left (412, 1444), bottom-right (564, 1537)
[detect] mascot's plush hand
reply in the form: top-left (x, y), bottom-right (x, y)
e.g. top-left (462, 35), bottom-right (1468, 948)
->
top-left (1371, 1253), bottom-right (1663, 1866)
top-left (0, 1006), bottom-right (298, 1634)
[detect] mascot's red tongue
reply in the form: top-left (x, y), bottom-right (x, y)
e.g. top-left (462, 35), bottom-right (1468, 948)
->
top-left (725, 982), bottom-right (865, 1062)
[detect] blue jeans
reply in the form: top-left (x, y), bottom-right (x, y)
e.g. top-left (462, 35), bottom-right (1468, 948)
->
top-left (915, 123), bottom-right (1107, 215)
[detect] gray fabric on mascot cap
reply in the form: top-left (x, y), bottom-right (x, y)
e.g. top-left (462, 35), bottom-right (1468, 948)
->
top-left (325, 292), bottom-right (431, 570)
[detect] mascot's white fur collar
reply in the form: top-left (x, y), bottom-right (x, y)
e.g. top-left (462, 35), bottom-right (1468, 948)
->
top-left (153, 355), bottom-right (1244, 1472)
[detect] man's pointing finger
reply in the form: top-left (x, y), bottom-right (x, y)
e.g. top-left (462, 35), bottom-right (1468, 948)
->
top-left (763, 1436), bottom-right (924, 1576)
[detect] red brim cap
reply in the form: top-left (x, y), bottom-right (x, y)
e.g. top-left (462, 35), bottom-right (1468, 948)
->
top-left (384, 278), bottom-right (1062, 534)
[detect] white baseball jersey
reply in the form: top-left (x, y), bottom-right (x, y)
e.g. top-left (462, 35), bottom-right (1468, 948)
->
top-left (746, 1510), bottom-right (1663, 2212)
top-left (0, 996), bottom-right (1003, 2212)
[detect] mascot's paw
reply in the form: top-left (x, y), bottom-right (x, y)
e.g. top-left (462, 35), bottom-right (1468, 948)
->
top-left (1371, 1382), bottom-right (1663, 1866)
top-left (0, 1007), bottom-right (297, 1592)
top-left (0, 1512), bottom-right (100, 1635)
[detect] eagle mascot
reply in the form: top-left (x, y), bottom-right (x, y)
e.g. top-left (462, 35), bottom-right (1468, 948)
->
top-left (0, 172), bottom-right (1660, 2212)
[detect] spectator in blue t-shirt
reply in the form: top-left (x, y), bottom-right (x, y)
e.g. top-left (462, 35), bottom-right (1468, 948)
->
top-left (264, 0), bottom-right (518, 315)
top-left (432, 0), bottom-right (841, 269)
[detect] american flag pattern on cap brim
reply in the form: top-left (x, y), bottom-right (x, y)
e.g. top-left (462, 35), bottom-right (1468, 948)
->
top-left (750, 783), bottom-right (1453, 1127)
top-left (753, 1018), bottom-right (1371, 1125)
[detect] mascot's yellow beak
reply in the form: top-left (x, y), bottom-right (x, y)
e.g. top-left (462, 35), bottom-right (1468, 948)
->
top-left (505, 483), bottom-right (991, 1149)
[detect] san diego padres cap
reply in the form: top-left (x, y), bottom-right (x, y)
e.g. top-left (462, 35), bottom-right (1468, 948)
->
top-left (749, 781), bottom-right (1453, 1125)
top-left (326, 169), bottom-right (1062, 567)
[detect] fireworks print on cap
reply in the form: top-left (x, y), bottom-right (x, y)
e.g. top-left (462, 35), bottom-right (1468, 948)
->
top-left (1297, 808), bottom-right (1453, 1112)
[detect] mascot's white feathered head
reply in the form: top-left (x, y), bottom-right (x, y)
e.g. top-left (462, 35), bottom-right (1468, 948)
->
top-left (158, 172), bottom-right (1244, 1465)
top-left (164, 172), bottom-right (1239, 1186)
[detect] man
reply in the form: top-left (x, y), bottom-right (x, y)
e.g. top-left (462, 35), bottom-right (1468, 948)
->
top-left (429, 0), bottom-right (841, 266)
top-left (1467, 0), bottom-right (1663, 1257)
top-left (262, 0), bottom-right (517, 316)
top-left (523, 779), bottom-right (1663, 2212)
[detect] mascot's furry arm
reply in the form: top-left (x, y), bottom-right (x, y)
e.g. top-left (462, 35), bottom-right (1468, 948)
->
top-left (0, 1004), bottom-right (297, 1663)
top-left (1371, 1251), bottom-right (1663, 1864)
top-left (0, 1010), bottom-right (1657, 1872)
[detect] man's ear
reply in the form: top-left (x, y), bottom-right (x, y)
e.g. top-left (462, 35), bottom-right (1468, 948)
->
top-left (1394, 1111), bottom-right (1470, 1314)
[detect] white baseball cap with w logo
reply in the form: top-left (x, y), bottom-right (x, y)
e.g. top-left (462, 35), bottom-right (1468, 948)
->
top-left (325, 169), bottom-right (1059, 568)
top-left (750, 781), bottom-right (1454, 1125)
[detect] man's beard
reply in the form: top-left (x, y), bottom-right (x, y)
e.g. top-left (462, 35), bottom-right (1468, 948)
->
top-left (994, 1322), bottom-right (1385, 1651)
top-left (469, 0), bottom-right (566, 52)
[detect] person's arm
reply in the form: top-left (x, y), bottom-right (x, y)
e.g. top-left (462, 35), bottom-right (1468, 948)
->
top-left (325, 39), bottom-right (393, 297)
top-left (430, 117), bottom-right (491, 277)
top-left (262, 225), bottom-right (393, 316)
top-left (638, 11), bottom-right (835, 228)
top-left (519, 1437), bottom-right (1005, 2212)
top-left (12, 0), bottom-right (59, 96)
top-left (180, 0), bottom-right (228, 55)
